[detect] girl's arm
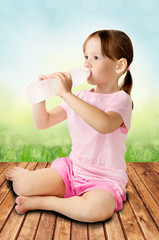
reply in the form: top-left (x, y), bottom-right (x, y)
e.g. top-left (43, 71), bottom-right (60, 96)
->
top-left (54, 72), bottom-right (123, 134)
top-left (32, 103), bottom-right (67, 130)
top-left (32, 74), bottom-right (67, 130)
top-left (63, 93), bottom-right (123, 134)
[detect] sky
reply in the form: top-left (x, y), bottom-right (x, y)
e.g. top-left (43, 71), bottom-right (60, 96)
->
top-left (0, 0), bottom-right (159, 145)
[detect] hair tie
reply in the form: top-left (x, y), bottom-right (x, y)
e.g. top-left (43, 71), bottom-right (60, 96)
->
top-left (127, 66), bottom-right (130, 71)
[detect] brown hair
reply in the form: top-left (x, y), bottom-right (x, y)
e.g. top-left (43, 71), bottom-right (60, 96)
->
top-left (83, 30), bottom-right (134, 96)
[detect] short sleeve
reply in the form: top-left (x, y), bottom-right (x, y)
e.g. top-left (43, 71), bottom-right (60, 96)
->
top-left (106, 91), bottom-right (132, 134)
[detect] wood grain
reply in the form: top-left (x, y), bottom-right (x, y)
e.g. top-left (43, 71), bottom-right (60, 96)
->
top-left (0, 162), bottom-right (158, 240)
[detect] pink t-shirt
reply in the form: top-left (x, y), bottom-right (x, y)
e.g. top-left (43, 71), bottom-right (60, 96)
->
top-left (60, 89), bottom-right (132, 186)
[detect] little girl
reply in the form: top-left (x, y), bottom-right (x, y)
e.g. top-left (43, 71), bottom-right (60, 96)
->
top-left (6, 29), bottom-right (133, 223)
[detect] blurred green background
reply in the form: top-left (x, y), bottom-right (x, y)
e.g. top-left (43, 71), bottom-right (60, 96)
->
top-left (0, 0), bottom-right (159, 162)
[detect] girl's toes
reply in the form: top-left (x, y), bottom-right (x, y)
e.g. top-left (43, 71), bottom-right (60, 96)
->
top-left (15, 196), bottom-right (27, 214)
top-left (15, 204), bottom-right (25, 214)
top-left (5, 171), bottom-right (12, 180)
top-left (16, 196), bottom-right (23, 205)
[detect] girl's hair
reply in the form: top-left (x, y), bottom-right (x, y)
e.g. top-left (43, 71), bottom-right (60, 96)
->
top-left (83, 30), bottom-right (134, 96)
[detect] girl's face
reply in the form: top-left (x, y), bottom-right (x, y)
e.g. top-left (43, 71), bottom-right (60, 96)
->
top-left (84, 36), bottom-right (118, 86)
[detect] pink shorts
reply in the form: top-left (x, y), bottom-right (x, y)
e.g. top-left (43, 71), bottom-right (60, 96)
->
top-left (51, 157), bottom-right (126, 212)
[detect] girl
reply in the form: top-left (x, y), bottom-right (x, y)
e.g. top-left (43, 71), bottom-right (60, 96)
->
top-left (6, 29), bottom-right (133, 223)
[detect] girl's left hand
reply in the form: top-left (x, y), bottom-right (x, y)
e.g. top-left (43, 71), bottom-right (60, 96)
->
top-left (46, 72), bottom-right (73, 98)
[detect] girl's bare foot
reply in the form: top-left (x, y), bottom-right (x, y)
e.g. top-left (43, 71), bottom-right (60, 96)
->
top-left (5, 167), bottom-right (29, 181)
top-left (15, 196), bottom-right (40, 214)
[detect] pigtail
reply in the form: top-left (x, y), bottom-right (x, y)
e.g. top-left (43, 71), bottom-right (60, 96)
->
top-left (120, 70), bottom-right (133, 96)
top-left (120, 70), bottom-right (134, 109)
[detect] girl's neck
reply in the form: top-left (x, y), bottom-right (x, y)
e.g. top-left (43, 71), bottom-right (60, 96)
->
top-left (94, 83), bottom-right (120, 94)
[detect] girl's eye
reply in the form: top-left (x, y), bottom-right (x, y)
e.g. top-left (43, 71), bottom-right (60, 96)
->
top-left (84, 55), bottom-right (88, 60)
top-left (94, 56), bottom-right (99, 60)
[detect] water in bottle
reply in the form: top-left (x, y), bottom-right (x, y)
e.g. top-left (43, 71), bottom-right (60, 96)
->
top-left (26, 68), bottom-right (91, 104)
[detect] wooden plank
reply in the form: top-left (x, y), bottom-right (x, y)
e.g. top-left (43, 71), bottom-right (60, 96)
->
top-left (53, 215), bottom-right (71, 240)
top-left (0, 162), bottom-right (38, 238)
top-left (0, 206), bottom-right (25, 240)
top-left (143, 162), bottom-right (159, 175)
top-left (17, 211), bottom-right (42, 240)
top-left (154, 162), bottom-right (159, 169)
top-left (0, 162), bottom-right (29, 232)
top-left (127, 176), bottom-right (159, 239)
top-left (140, 162), bottom-right (159, 189)
top-left (24, 162), bottom-right (38, 171)
top-left (0, 163), bottom-right (9, 174)
top-left (88, 222), bottom-right (106, 240)
top-left (71, 220), bottom-right (88, 240)
top-left (127, 163), bottom-right (159, 228)
top-left (0, 188), bottom-right (17, 233)
top-left (47, 162), bottom-right (52, 167)
top-left (35, 211), bottom-right (56, 240)
top-left (0, 162), bottom-right (158, 240)
top-left (17, 162), bottom-right (48, 240)
top-left (119, 197), bottom-right (144, 239)
top-left (131, 162), bottom-right (159, 204)
top-left (0, 181), bottom-right (11, 205)
top-left (104, 212), bottom-right (125, 239)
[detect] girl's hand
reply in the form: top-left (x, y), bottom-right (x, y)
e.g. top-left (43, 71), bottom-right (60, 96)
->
top-left (55, 72), bottom-right (73, 98)
top-left (43, 72), bottom-right (73, 98)
top-left (38, 72), bottom-right (72, 98)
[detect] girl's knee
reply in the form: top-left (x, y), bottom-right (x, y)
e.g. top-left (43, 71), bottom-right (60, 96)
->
top-left (13, 174), bottom-right (30, 196)
top-left (81, 199), bottom-right (112, 223)
top-left (13, 178), bottom-right (23, 196)
top-left (88, 204), bottom-right (113, 222)
top-left (82, 190), bottom-right (115, 222)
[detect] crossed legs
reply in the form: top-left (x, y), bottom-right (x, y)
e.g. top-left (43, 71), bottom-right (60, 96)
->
top-left (6, 167), bottom-right (66, 197)
top-left (6, 167), bottom-right (115, 222)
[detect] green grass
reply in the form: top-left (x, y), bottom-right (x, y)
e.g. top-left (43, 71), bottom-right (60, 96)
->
top-left (0, 143), bottom-right (159, 162)
top-left (125, 144), bottom-right (159, 162)
top-left (0, 144), bottom-right (72, 162)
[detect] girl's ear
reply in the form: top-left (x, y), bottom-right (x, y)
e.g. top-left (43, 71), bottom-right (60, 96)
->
top-left (116, 58), bottom-right (127, 74)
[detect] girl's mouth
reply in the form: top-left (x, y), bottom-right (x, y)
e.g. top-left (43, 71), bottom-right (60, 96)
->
top-left (88, 71), bottom-right (92, 79)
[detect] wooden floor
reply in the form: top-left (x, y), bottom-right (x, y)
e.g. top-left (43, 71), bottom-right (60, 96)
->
top-left (0, 162), bottom-right (158, 240)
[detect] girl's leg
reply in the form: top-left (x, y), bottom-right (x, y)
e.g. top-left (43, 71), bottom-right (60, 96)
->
top-left (6, 167), bottom-right (66, 198)
top-left (15, 189), bottom-right (116, 223)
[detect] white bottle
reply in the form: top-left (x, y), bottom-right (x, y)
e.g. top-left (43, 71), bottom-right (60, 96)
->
top-left (26, 68), bottom-right (91, 104)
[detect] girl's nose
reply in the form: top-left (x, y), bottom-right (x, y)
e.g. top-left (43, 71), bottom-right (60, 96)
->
top-left (84, 59), bottom-right (92, 68)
